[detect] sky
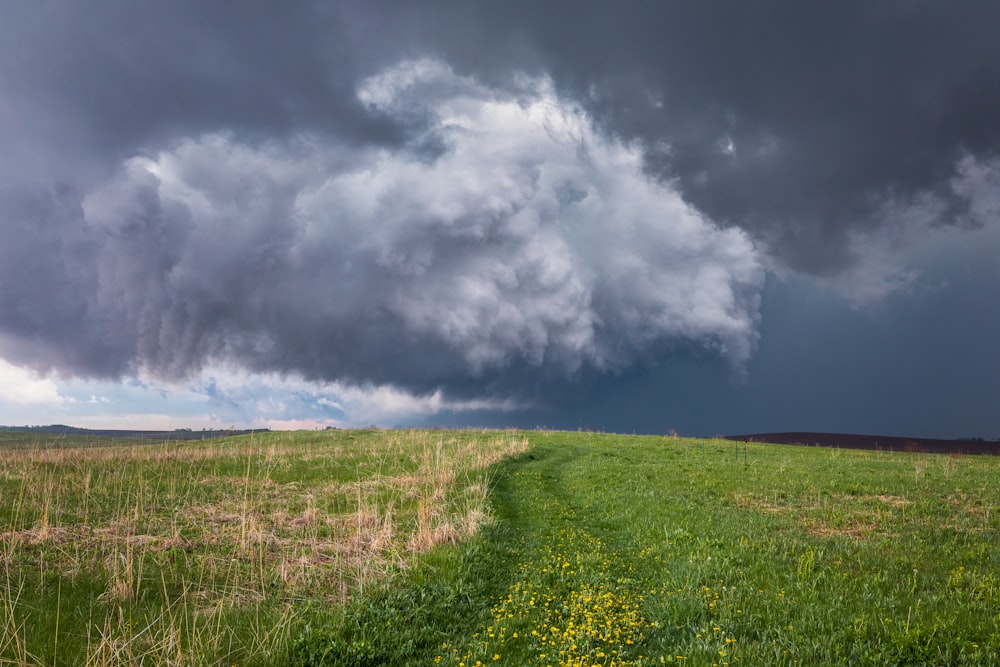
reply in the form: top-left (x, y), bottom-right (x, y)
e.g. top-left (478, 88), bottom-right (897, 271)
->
top-left (2, 1), bottom-right (1000, 437)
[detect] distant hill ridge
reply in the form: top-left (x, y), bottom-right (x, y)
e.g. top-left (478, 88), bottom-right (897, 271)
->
top-left (0, 424), bottom-right (268, 440)
top-left (724, 432), bottom-right (1000, 455)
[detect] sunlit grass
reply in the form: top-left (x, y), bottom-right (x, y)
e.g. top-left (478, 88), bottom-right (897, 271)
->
top-left (0, 429), bottom-right (527, 665)
top-left (293, 432), bottom-right (999, 666)
top-left (3, 430), bottom-right (999, 665)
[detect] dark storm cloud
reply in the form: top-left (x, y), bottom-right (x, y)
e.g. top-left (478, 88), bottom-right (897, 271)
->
top-left (2, 1), bottom-right (1000, 418)
top-left (1, 2), bottom-right (395, 150)
top-left (1, 50), bottom-right (763, 389)
top-left (368, 0), bottom-right (1000, 273)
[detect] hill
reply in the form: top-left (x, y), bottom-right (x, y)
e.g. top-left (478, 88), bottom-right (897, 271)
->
top-left (724, 431), bottom-right (1000, 455)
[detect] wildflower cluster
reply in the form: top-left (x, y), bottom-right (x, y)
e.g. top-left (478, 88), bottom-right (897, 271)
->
top-left (438, 507), bottom-right (655, 665)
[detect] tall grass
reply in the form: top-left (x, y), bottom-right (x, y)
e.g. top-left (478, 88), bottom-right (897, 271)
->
top-left (0, 429), bottom-right (528, 665)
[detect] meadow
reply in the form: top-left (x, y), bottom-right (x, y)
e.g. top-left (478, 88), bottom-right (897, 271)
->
top-left (1, 430), bottom-right (998, 665)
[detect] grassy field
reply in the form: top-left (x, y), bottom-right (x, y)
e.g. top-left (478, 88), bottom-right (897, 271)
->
top-left (0, 429), bottom-right (527, 665)
top-left (2, 430), bottom-right (999, 665)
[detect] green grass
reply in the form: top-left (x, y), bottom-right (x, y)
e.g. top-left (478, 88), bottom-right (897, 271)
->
top-left (3, 430), bottom-right (999, 665)
top-left (288, 433), bottom-right (1000, 667)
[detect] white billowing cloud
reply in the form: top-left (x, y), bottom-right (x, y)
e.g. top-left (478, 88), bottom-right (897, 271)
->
top-left (74, 57), bottom-right (764, 393)
top-left (0, 358), bottom-right (66, 407)
top-left (350, 59), bottom-right (765, 367)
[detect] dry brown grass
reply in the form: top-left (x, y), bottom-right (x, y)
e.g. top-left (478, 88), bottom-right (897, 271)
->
top-left (0, 429), bottom-right (530, 665)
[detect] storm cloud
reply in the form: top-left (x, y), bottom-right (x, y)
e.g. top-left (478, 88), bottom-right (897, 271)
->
top-left (2, 57), bottom-right (762, 392)
top-left (2, 2), bottom-right (1000, 434)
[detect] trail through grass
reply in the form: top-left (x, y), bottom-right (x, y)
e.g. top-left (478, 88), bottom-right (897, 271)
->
top-left (3, 430), bottom-right (999, 665)
top-left (295, 432), bottom-right (1000, 666)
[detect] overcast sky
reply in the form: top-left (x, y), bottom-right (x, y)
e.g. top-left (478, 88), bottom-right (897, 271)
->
top-left (2, 1), bottom-right (1000, 437)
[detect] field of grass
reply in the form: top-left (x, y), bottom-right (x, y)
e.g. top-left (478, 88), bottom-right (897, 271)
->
top-left (2, 430), bottom-right (999, 665)
top-left (0, 429), bottom-right (527, 665)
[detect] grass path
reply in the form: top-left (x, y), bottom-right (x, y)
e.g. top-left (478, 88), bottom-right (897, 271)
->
top-left (297, 432), bottom-right (1000, 666)
top-left (437, 437), bottom-right (668, 666)
top-left (436, 435), bottom-right (751, 666)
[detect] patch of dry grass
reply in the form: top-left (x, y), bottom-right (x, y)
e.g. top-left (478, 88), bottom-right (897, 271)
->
top-left (0, 429), bottom-right (529, 665)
